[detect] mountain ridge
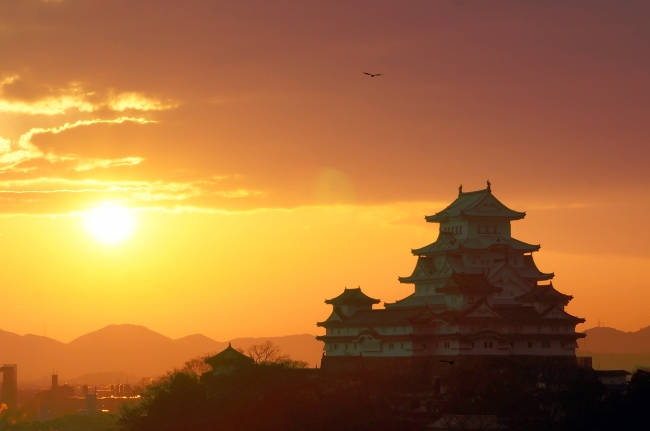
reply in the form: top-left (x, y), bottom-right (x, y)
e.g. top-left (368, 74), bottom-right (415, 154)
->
top-left (0, 324), bottom-right (321, 387)
top-left (3, 323), bottom-right (650, 388)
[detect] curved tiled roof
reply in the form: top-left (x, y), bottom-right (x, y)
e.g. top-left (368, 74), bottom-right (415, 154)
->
top-left (412, 233), bottom-right (539, 256)
top-left (325, 287), bottom-right (380, 305)
top-left (425, 186), bottom-right (525, 223)
top-left (515, 282), bottom-right (573, 304)
top-left (205, 343), bottom-right (254, 368)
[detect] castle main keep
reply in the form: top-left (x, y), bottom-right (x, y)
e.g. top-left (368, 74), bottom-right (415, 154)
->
top-left (317, 183), bottom-right (585, 364)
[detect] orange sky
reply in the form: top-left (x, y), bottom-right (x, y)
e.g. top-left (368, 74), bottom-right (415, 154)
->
top-left (1, 0), bottom-right (649, 342)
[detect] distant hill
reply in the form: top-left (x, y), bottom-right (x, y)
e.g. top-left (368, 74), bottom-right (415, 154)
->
top-left (8, 323), bottom-right (647, 388)
top-left (575, 326), bottom-right (650, 372)
top-left (577, 326), bottom-right (650, 353)
top-left (0, 324), bottom-right (322, 388)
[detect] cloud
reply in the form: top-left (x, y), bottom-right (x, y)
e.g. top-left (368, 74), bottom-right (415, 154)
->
top-left (73, 157), bottom-right (144, 171)
top-left (0, 117), bottom-right (155, 173)
top-left (0, 177), bottom-right (263, 208)
top-left (0, 76), bottom-right (178, 115)
top-left (107, 92), bottom-right (178, 112)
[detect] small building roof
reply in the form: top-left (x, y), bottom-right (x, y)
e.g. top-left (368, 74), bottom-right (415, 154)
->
top-left (425, 185), bottom-right (525, 223)
top-left (325, 287), bottom-right (380, 305)
top-left (204, 343), bottom-right (255, 369)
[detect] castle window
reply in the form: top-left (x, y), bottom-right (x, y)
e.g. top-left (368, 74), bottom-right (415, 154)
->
top-left (401, 343), bottom-right (404, 349)
top-left (334, 344), bottom-right (338, 350)
top-left (471, 342), bottom-right (475, 348)
top-left (354, 343), bottom-right (357, 349)
top-left (444, 342), bottom-right (450, 348)
top-left (528, 342), bottom-right (533, 348)
top-left (388, 343), bottom-right (394, 350)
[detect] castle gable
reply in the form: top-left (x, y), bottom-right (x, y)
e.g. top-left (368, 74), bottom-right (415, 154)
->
top-left (488, 262), bottom-right (533, 295)
top-left (540, 306), bottom-right (585, 322)
top-left (463, 300), bottom-right (500, 319)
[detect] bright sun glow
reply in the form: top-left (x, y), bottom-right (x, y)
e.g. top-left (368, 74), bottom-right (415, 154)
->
top-left (83, 203), bottom-right (136, 245)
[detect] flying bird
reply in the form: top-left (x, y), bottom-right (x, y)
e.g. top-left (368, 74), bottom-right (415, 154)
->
top-left (439, 359), bottom-right (455, 365)
top-left (363, 72), bottom-right (383, 77)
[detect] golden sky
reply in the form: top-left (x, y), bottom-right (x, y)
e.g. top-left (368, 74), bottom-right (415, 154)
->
top-left (1, 0), bottom-right (649, 342)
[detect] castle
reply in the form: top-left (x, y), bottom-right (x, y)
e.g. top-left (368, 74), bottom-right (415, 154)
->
top-left (317, 183), bottom-right (585, 362)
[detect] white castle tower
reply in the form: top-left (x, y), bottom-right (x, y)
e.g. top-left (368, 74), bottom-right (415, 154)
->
top-left (317, 183), bottom-right (585, 362)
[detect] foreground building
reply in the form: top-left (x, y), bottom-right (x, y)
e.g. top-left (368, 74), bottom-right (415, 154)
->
top-left (317, 183), bottom-right (585, 364)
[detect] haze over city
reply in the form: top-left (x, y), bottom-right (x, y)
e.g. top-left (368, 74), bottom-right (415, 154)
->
top-left (1, 0), bottom-right (649, 346)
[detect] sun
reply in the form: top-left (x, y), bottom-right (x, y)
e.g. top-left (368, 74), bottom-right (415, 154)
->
top-left (83, 203), bottom-right (136, 245)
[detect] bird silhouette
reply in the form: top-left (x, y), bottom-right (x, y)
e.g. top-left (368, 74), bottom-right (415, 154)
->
top-left (439, 359), bottom-right (455, 365)
top-left (363, 72), bottom-right (383, 77)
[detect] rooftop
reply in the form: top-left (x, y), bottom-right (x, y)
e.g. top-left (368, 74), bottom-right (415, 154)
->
top-left (425, 183), bottom-right (525, 223)
top-left (325, 287), bottom-right (381, 305)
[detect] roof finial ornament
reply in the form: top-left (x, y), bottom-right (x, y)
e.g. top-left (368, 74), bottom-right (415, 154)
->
top-left (486, 179), bottom-right (491, 191)
top-left (458, 184), bottom-right (463, 196)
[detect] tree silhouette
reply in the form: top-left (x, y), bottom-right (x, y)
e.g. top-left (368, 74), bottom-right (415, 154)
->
top-left (240, 341), bottom-right (309, 368)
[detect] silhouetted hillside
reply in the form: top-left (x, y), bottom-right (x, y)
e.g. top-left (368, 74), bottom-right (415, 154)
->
top-left (574, 326), bottom-right (650, 371)
top-left (0, 325), bottom-right (322, 388)
top-left (577, 326), bottom-right (650, 353)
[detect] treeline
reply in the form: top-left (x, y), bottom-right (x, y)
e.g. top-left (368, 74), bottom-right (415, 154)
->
top-left (3, 350), bottom-right (650, 431)
top-left (118, 357), bottom-right (650, 431)
top-left (439, 359), bottom-right (650, 431)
